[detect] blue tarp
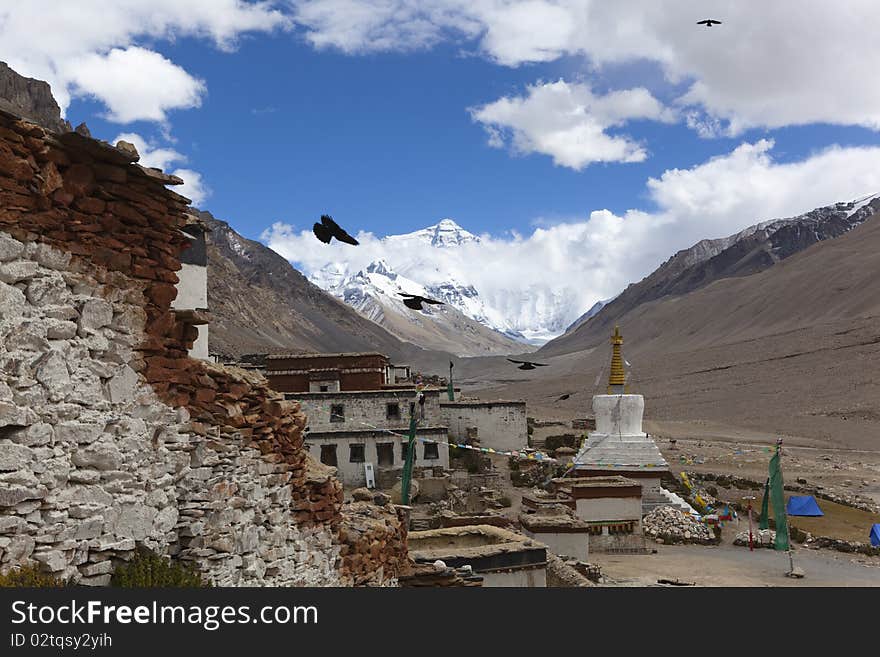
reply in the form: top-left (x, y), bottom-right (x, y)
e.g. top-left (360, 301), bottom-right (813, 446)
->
top-left (870, 524), bottom-right (880, 547)
top-left (786, 495), bottom-right (824, 517)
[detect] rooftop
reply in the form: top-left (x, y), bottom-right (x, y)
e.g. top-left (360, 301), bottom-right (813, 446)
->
top-left (554, 475), bottom-right (640, 489)
top-left (266, 352), bottom-right (388, 361)
top-left (408, 525), bottom-right (547, 564)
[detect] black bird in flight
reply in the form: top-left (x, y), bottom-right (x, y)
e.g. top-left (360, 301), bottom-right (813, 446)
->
top-left (312, 214), bottom-right (359, 246)
top-left (399, 293), bottom-right (444, 311)
top-left (556, 393), bottom-right (571, 401)
top-left (507, 358), bottom-right (549, 371)
top-left (696, 19), bottom-right (722, 27)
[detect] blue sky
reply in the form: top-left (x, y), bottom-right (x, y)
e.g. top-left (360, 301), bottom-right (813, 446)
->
top-left (6, 1), bottom-right (880, 317)
top-left (59, 32), bottom-right (880, 243)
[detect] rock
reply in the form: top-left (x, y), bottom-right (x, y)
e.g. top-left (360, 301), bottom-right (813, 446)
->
top-left (105, 365), bottom-right (139, 404)
top-left (5, 535), bottom-right (35, 562)
top-left (0, 443), bottom-right (34, 471)
top-left (115, 140), bottom-right (139, 159)
top-left (32, 549), bottom-right (67, 572)
top-left (45, 319), bottom-right (78, 340)
top-left (33, 243), bottom-right (72, 271)
top-left (0, 483), bottom-right (46, 506)
top-left (34, 350), bottom-right (71, 400)
top-left (71, 442), bottom-right (122, 471)
top-left (78, 574), bottom-right (112, 586)
top-left (78, 299), bottom-right (113, 333)
top-left (0, 280), bottom-right (25, 314)
top-left (0, 233), bottom-right (25, 262)
top-left (25, 276), bottom-right (67, 306)
top-left (55, 422), bottom-right (101, 445)
top-left (74, 122), bottom-right (91, 138)
top-left (352, 488), bottom-right (373, 502)
top-left (0, 260), bottom-right (38, 284)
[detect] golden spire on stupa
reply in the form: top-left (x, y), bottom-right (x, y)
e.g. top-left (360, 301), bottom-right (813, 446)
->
top-left (607, 325), bottom-right (629, 394)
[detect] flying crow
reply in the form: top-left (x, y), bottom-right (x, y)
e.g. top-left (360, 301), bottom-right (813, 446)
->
top-left (696, 19), bottom-right (722, 27)
top-left (507, 358), bottom-right (549, 371)
top-left (556, 393), bottom-right (571, 401)
top-left (312, 214), bottom-right (359, 246)
top-left (399, 293), bottom-right (444, 311)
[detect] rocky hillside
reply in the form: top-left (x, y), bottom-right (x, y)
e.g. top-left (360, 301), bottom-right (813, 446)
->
top-left (201, 210), bottom-right (451, 367)
top-left (0, 61), bottom-right (71, 133)
top-left (459, 203), bottom-right (880, 449)
top-left (543, 195), bottom-right (880, 356)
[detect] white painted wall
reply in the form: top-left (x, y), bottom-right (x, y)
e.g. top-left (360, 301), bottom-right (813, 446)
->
top-left (172, 262), bottom-right (207, 310)
top-left (440, 402), bottom-right (527, 452)
top-left (523, 530), bottom-right (589, 561)
top-left (479, 567), bottom-right (547, 587)
top-left (593, 394), bottom-right (645, 436)
top-left (190, 325), bottom-right (209, 360)
top-left (297, 391), bottom-right (443, 433)
top-left (575, 496), bottom-right (642, 524)
top-left (305, 433), bottom-right (449, 487)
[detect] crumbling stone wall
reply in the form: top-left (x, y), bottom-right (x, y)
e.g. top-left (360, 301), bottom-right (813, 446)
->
top-left (0, 110), bottom-right (405, 585)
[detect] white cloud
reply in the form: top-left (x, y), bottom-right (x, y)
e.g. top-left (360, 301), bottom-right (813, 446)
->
top-left (288, 0), bottom-right (880, 134)
top-left (172, 168), bottom-right (210, 207)
top-left (114, 132), bottom-right (210, 206)
top-left (470, 79), bottom-right (674, 169)
top-left (262, 141), bottom-right (880, 328)
top-left (0, 1), bottom-right (290, 123)
top-left (62, 48), bottom-right (206, 123)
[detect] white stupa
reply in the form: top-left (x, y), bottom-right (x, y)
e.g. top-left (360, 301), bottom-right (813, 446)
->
top-left (571, 326), bottom-right (670, 512)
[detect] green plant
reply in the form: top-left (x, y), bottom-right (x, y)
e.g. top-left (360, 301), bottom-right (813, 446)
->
top-left (498, 495), bottom-right (512, 508)
top-left (111, 549), bottom-right (210, 588)
top-left (0, 565), bottom-right (65, 587)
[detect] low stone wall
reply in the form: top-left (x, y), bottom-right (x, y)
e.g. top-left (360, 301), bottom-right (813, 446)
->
top-left (0, 111), bottom-right (405, 586)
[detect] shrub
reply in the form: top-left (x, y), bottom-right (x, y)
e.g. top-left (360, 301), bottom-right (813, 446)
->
top-left (0, 565), bottom-right (65, 587)
top-left (111, 549), bottom-right (210, 588)
top-left (498, 495), bottom-right (513, 508)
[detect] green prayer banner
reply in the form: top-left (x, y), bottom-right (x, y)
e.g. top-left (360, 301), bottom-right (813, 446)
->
top-left (400, 416), bottom-right (417, 506)
top-left (768, 448), bottom-right (790, 551)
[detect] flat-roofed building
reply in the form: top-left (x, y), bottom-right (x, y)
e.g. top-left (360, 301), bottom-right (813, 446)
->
top-left (287, 387), bottom-right (449, 488)
top-left (266, 352), bottom-right (391, 393)
top-left (408, 525), bottom-right (548, 587)
top-left (440, 399), bottom-right (527, 452)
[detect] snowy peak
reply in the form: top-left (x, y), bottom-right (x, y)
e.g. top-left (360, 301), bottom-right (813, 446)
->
top-left (393, 218), bottom-right (480, 248)
top-left (365, 259), bottom-right (397, 279)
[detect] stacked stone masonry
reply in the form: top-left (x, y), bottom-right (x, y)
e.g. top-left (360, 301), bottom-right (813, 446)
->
top-left (0, 110), bottom-right (405, 586)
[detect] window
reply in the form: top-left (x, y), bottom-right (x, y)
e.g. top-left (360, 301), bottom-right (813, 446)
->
top-left (330, 404), bottom-right (344, 423)
top-left (319, 385), bottom-right (328, 392)
top-left (423, 442), bottom-right (439, 460)
top-left (400, 441), bottom-right (410, 462)
top-left (349, 444), bottom-right (365, 463)
top-left (320, 444), bottom-right (338, 467)
top-left (386, 402), bottom-right (400, 420)
top-left (377, 443), bottom-right (394, 466)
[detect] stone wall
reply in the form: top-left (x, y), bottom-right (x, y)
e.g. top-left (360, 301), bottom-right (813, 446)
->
top-left (0, 110), bottom-right (405, 586)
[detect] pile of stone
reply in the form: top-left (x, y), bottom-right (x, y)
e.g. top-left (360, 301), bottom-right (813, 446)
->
top-left (335, 500), bottom-right (407, 586)
top-left (643, 506), bottom-right (714, 544)
top-left (733, 529), bottom-right (777, 548)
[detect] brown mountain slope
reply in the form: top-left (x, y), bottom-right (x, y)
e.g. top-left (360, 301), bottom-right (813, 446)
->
top-left (201, 210), bottom-right (450, 367)
top-left (544, 197), bottom-right (879, 357)
top-left (457, 212), bottom-right (880, 450)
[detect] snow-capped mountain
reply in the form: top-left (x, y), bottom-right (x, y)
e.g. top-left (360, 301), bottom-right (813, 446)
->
top-left (321, 257), bottom-right (531, 356)
top-left (309, 219), bottom-right (588, 346)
